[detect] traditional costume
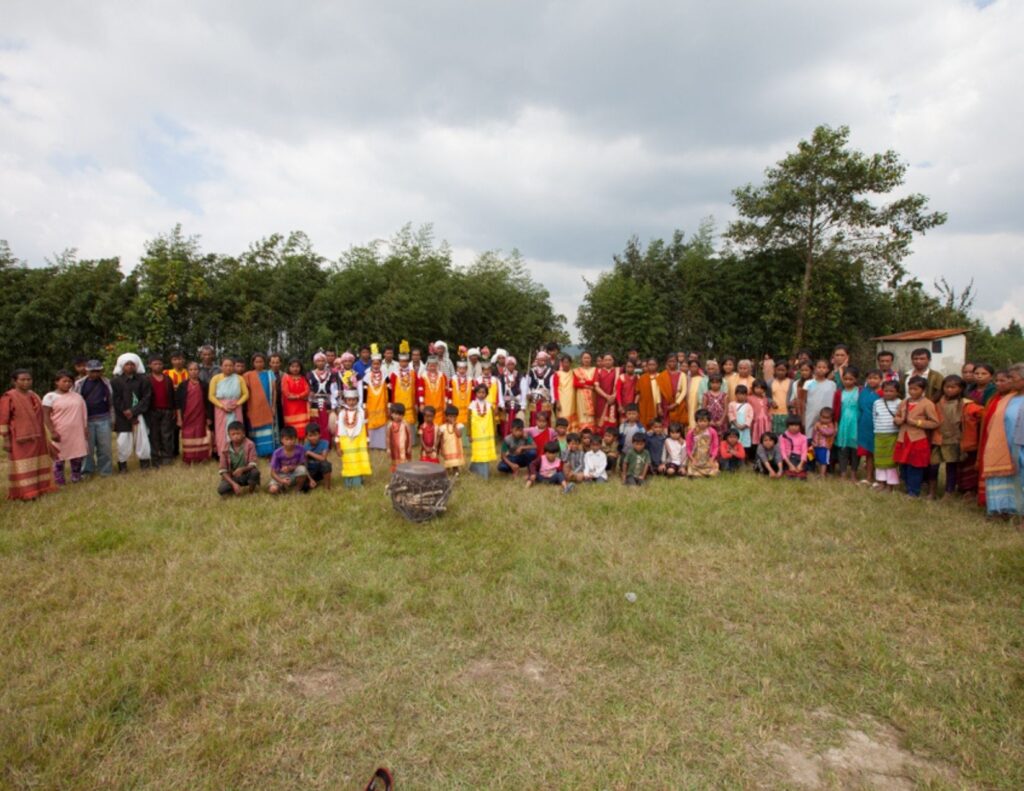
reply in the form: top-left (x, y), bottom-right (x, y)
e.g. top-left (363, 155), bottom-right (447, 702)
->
top-left (636, 371), bottom-right (661, 429)
top-left (336, 391), bottom-right (372, 486)
top-left (362, 354), bottom-right (390, 450)
top-left (387, 418), bottom-right (412, 472)
top-left (594, 363), bottom-right (619, 430)
top-left (281, 370), bottom-right (310, 440)
top-left (306, 354), bottom-right (336, 440)
top-left (448, 364), bottom-right (474, 446)
top-left (420, 420), bottom-right (439, 463)
top-left (390, 365), bottom-right (418, 434)
top-left (685, 426), bottom-right (719, 478)
top-left (525, 354), bottom-right (554, 427)
top-left (176, 377), bottom-right (211, 464)
top-left (981, 394), bottom-right (1023, 515)
top-left (657, 366), bottom-right (687, 427)
top-left (553, 366), bottom-right (576, 429)
top-left (242, 367), bottom-right (278, 456)
top-left (469, 397), bottom-right (497, 477)
top-left (417, 362), bottom-right (447, 426)
top-left (438, 422), bottom-right (465, 471)
top-left (499, 358), bottom-right (526, 436)
top-left (1, 385), bottom-right (56, 499)
top-left (573, 363), bottom-right (597, 430)
top-left (615, 369), bottom-right (638, 415)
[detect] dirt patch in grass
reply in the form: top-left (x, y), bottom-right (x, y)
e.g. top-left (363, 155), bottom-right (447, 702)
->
top-left (767, 712), bottom-right (958, 789)
top-left (460, 658), bottom-right (562, 698)
top-left (287, 667), bottom-right (362, 704)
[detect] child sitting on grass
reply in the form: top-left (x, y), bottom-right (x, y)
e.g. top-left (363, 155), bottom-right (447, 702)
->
top-left (621, 433), bottom-right (651, 486)
top-left (601, 426), bottom-right (620, 471)
top-left (619, 404), bottom-right (643, 450)
top-left (563, 433), bottom-right (585, 482)
top-left (218, 421), bottom-right (260, 496)
top-left (527, 411), bottom-right (555, 451)
top-left (754, 431), bottom-right (783, 478)
top-left (719, 428), bottom-right (746, 472)
top-left (582, 435), bottom-right (608, 482)
top-left (526, 440), bottom-right (574, 493)
top-left (779, 415), bottom-right (808, 479)
top-left (554, 417), bottom-right (570, 455)
top-left (663, 422), bottom-right (686, 477)
top-left (686, 409), bottom-right (719, 478)
top-left (646, 417), bottom-right (667, 475)
top-left (269, 425), bottom-right (309, 494)
top-left (498, 419), bottom-right (536, 476)
top-left (303, 422), bottom-right (333, 490)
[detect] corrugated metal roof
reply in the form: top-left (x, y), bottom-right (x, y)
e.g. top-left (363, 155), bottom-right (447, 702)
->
top-left (871, 328), bottom-right (970, 342)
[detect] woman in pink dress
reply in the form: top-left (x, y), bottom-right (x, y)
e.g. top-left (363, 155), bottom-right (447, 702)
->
top-left (42, 370), bottom-right (89, 485)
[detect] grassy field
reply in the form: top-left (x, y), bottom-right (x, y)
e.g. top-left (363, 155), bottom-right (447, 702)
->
top-left (1, 453), bottom-right (1022, 789)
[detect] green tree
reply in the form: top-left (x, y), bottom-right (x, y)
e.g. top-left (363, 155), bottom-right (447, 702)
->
top-left (726, 124), bottom-right (947, 349)
top-left (128, 225), bottom-right (215, 352)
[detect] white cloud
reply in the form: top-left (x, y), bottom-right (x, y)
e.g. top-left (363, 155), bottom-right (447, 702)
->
top-left (1, 0), bottom-right (1021, 339)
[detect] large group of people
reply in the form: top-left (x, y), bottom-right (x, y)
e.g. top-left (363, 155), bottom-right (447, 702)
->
top-left (1, 338), bottom-right (1022, 523)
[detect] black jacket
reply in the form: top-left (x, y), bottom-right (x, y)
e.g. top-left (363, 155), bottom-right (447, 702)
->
top-left (111, 374), bottom-right (152, 432)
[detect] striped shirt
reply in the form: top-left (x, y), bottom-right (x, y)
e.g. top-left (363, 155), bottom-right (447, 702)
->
top-left (872, 398), bottom-right (901, 434)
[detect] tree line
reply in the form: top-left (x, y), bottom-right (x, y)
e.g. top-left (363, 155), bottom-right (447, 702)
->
top-left (0, 224), bottom-right (569, 384)
top-left (3, 124), bottom-right (1022, 388)
top-left (577, 125), bottom-right (1023, 368)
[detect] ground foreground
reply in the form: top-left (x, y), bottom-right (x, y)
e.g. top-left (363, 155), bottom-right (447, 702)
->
top-left (1, 456), bottom-right (1022, 790)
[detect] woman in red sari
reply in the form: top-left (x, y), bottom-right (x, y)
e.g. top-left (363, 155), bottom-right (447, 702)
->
top-left (281, 358), bottom-right (311, 440)
top-left (594, 352), bottom-right (619, 431)
top-left (0, 369), bottom-right (57, 501)
top-left (175, 361), bottom-right (211, 464)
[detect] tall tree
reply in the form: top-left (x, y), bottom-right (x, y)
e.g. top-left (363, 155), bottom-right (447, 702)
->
top-left (726, 124), bottom-right (947, 349)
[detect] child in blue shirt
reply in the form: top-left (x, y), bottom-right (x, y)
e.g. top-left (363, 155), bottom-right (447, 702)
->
top-left (303, 422), bottom-right (333, 490)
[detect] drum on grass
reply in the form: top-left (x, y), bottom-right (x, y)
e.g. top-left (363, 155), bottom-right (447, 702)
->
top-left (386, 461), bottom-right (453, 522)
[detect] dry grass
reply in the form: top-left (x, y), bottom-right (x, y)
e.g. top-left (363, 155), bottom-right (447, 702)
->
top-left (1, 453), bottom-right (1022, 789)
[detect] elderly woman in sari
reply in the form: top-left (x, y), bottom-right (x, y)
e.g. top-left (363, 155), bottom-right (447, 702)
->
top-left (208, 356), bottom-right (249, 454)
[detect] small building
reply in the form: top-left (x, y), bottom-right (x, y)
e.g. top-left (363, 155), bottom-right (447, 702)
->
top-left (872, 329), bottom-right (969, 375)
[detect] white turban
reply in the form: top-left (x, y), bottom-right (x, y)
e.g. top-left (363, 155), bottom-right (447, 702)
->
top-left (113, 353), bottom-right (144, 376)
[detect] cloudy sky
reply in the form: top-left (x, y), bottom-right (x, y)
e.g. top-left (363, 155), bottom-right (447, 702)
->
top-left (2, 0), bottom-right (1021, 334)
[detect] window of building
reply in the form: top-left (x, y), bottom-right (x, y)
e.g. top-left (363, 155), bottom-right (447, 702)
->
top-left (931, 340), bottom-right (943, 354)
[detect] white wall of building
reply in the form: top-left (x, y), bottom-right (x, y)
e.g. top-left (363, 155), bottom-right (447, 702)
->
top-left (875, 335), bottom-right (966, 376)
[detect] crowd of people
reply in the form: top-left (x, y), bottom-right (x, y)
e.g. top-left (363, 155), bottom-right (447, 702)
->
top-left (1, 338), bottom-right (1022, 523)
